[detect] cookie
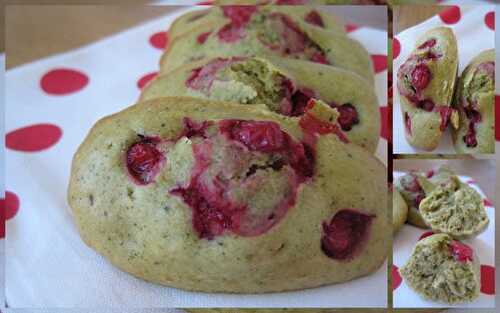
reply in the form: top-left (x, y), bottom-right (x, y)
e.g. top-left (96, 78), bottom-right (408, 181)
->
top-left (395, 172), bottom-right (430, 228)
top-left (393, 188), bottom-right (408, 234)
top-left (419, 175), bottom-right (489, 239)
top-left (141, 57), bottom-right (380, 152)
top-left (159, 6), bottom-right (373, 82)
top-left (68, 97), bottom-right (388, 293)
top-left (397, 27), bottom-right (458, 150)
top-left (168, 6), bottom-right (345, 45)
top-left (426, 165), bottom-right (454, 186)
top-left (400, 233), bottom-right (480, 304)
top-left (452, 49), bottom-right (495, 154)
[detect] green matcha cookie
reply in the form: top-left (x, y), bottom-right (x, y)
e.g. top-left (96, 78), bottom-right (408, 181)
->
top-left (453, 49), bottom-right (495, 154)
top-left (142, 57), bottom-right (380, 152)
top-left (160, 6), bottom-right (373, 82)
top-left (393, 188), bottom-right (408, 234)
top-left (427, 165), bottom-right (455, 187)
top-left (419, 175), bottom-right (489, 239)
top-left (68, 97), bottom-right (387, 293)
top-left (168, 6), bottom-right (345, 45)
top-left (395, 172), bottom-right (430, 228)
top-left (401, 233), bottom-right (480, 304)
top-left (397, 27), bottom-right (458, 151)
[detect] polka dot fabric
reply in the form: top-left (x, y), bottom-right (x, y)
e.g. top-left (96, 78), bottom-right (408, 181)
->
top-left (393, 5), bottom-right (495, 155)
top-left (393, 172), bottom-right (495, 308)
top-left (4, 6), bottom-right (388, 308)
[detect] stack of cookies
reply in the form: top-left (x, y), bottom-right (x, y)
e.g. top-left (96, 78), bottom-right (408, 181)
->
top-left (68, 4), bottom-right (389, 295)
top-left (394, 166), bottom-right (489, 304)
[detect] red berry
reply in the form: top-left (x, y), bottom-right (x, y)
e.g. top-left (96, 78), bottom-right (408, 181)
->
top-left (417, 38), bottom-right (437, 49)
top-left (126, 137), bottom-right (164, 185)
top-left (335, 103), bottom-right (360, 131)
top-left (418, 231), bottom-right (435, 241)
top-left (196, 31), bottom-right (212, 44)
top-left (304, 10), bottom-right (325, 28)
top-left (321, 209), bottom-right (374, 260)
top-left (449, 240), bottom-right (474, 263)
top-left (411, 64), bottom-right (431, 91)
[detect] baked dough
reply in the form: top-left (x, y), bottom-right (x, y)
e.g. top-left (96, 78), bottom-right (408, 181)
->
top-left (394, 172), bottom-right (430, 228)
top-left (168, 6), bottom-right (345, 45)
top-left (393, 188), bottom-right (408, 233)
top-left (452, 49), bottom-right (495, 154)
top-left (160, 6), bottom-right (373, 82)
top-left (142, 57), bottom-right (380, 152)
top-left (68, 97), bottom-right (387, 293)
top-left (401, 233), bottom-right (480, 304)
top-left (397, 27), bottom-right (458, 150)
top-left (419, 175), bottom-right (489, 239)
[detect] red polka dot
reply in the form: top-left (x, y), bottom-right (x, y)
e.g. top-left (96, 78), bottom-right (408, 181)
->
top-left (495, 95), bottom-right (500, 141)
top-left (2, 191), bottom-right (20, 221)
top-left (40, 68), bottom-right (89, 95)
top-left (439, 6), bottom-right (461, 25)
top-left (345, 23), bottom-right (359, 33)
top-left (371, 55), bottom-right (387, 74)
top-left (483, 198), bottom-right (493, 207)
top-left (393, 37), bottom-right (401, 60)
top-left (380, 106), bottom-right (389, 140)
top-left (485, 11), bottom-right (495, 30)
top-left (149, 31), bottom-right (168, 50)
top-left (480, 265), bottom-right (495, 295)
top-left (392, 265), bottom-right (402, 290)
top-left (7, 124), bottom-right (62, 152)
top-left (0, 191), bottom-right (20, 239)
top-left (137, 72), bottom-right (158, 90)
top-left (418, 231), bottom-right (435, 241)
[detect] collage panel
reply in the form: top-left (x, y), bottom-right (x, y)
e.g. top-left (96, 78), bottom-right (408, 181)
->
top-left (391, 2), bottom-right (497, 311)
top-left (392, 4), bottom-right (495, 155)
top-left (393, 159), bottom-right (495, 308)
top-left (3, 2), bottom-right (389, 310)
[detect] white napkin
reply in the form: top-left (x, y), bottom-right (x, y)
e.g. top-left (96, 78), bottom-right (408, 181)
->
top-left (4, 6), bottom-right (388, 309)
top-left (392, 5), bottom-right (496, 154)
top-left (393, 172), bottom-right (496, 308)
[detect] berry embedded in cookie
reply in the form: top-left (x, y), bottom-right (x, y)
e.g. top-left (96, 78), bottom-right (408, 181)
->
top-left (396, 27), bottom-right (458, 151)
top-left (255, 12), bottom-right (329, 64)
top-left (142, 57), bottom-right (380, 153)
top-left (401, 233), bottom-right (481, 304)
top-left (321, 209), bottom-right (374, 261)
top-left (125, 136), bottom-right (165, 185)
top-left (171, 119), bottom-right (315, 239)
top-left (452, 49), bottom-right (495, 154)
top-left (68, 97), bottom-right (387, 292)
top-left (161, 6), bottom-right (374, 82)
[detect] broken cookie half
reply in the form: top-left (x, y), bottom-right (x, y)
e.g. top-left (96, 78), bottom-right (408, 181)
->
top-left (401, 233), bottom-right (480, 304)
